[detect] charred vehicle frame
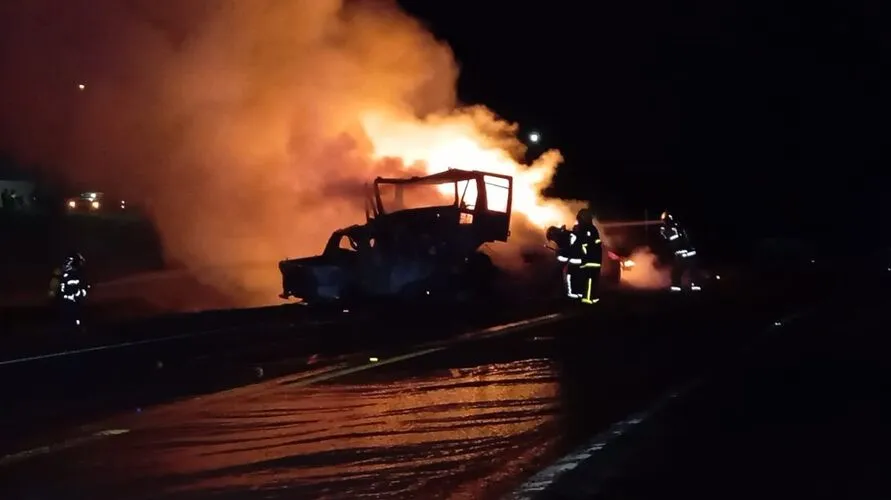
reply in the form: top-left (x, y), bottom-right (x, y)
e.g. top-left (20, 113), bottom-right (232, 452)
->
top-left (279, 168), bottom-right (513, 303)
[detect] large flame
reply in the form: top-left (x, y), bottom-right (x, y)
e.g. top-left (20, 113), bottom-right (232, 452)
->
top-left (361, 108), bottom-right (575, 230)
top-left (0, 0), bottom-right (581, 307)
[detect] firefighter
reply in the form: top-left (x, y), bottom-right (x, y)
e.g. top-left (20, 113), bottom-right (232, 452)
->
top-left (572, 208), bottom-right (602, 304)
top-left (660, 211), bottom-right (701, 292)
top-left (547, 225), bottom-right (581, 299)
top-left (54, 251), bottom-right (90, 328)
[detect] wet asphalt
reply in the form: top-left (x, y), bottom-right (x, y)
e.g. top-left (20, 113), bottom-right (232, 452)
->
top-left (0, 300), bottom-right (561, 451)
top-left (0, 276), bottom-right (825, 499)
top-left (573, 275), bottom-right (891, 500)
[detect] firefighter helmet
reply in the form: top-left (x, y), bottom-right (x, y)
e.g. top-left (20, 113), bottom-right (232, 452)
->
top-left (576, 208), bottom-right (594, 225)
top-left (65, 251), bottom-right (85, 269)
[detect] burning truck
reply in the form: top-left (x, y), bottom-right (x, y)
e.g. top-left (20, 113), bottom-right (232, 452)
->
top-left (278, 168), bottom-right (514, 304)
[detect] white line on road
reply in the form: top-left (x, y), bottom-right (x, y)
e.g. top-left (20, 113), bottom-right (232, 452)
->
top-left (503, 382), bottom-right (697, 500)
top-left (287, 347), bottom-right (447, 387)
top-left (0, 429), bottom-right (130, 467)
top-left (457, 313), bottom-right (565, 342)
top-left (0, 320), bottom-right (332, 368)
top-left (283, 312), bottom-right (566, 387)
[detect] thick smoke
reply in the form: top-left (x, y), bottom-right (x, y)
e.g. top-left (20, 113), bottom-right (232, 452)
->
top-left (0, 0), bottom-right (577, 306)
top-left (619, 247), bottom-right (671, 289)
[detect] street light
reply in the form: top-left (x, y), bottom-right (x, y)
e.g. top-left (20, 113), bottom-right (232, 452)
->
top-left (528, 131), bottom-right (540, 144)
top-left (77, 84), bottom-right (85, 91)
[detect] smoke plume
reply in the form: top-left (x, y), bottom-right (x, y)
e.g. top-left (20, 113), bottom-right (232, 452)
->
top-left (0, 0), bottom-right (577, 306)
top-left (619, 246), bottom-right (671, 290)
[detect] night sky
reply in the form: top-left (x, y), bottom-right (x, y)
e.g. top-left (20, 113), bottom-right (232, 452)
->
top-left (0, 1), bottom-right (886, 253)
top-left (400, 0), bottom-right (889, 245)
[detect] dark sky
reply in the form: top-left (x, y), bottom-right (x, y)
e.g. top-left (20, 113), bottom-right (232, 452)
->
top-left (1, 1), bottom-right (886, 248)
top-left (399, 0), bottom-right (889, 242)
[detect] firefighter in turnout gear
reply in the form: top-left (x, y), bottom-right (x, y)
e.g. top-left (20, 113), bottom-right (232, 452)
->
top-left (546, 225), bottom-right (582, 299)
top-left (660, 211), bottom-right (701, 292)
top-left (53, 251), bottom-right (90, 328)
top-left (573, 208), bottom-right (602, 304)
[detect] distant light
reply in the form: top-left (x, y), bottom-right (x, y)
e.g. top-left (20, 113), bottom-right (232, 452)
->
top-left (78, 84), bottom-right (85, 90)
top-left (67, 200), bottom-right (76, 208)
top-left (369, 357), bottom-right (379, 363)
top-left (91, 200), bottom-right (100, 209)
top-left (715, 274), bottom-right (721, 280)
top-left (528, 132), bottom-right (540, 144)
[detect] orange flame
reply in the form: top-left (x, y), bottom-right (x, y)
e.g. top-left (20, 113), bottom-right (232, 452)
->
top-left (0, 0), bottom-right (584, 308)
top-left (361, 108), bottom-right (577, 231)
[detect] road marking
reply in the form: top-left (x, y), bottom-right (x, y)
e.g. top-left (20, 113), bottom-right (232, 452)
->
top-left (457, 313), bottom-right (565, 342)
top-left (283, 313), bottom-right (566, 387)
top-left (0, 310), bottom-right (565, 368)
top-left (0, 320), bottom-right (333, 367)
top-left (285, 347), bottom-right (447, 387)
top-left (503, 382), bottom-right (696, 500)
top-left (0, 429), bottom-right (130, 467)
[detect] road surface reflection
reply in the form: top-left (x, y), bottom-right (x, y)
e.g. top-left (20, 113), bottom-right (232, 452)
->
top-left (35, 358), bottom-right (560, 499)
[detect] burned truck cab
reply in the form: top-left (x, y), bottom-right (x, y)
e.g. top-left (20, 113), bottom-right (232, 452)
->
top-left (369, 170), bottom-right (512, 253)
top-left (278, 169), bottom-right (513, 304)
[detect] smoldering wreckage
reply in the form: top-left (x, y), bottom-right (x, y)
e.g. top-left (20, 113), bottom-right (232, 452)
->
top-left (277, 168), bottom-right (713, 305)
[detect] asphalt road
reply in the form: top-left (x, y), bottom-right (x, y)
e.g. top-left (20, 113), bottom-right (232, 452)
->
top-left (0, 281), bottom-right (809, 500)
top-left (567, 277), bottom-right (891, 500)
top-left (0, 300), bottom-right (564, 452)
